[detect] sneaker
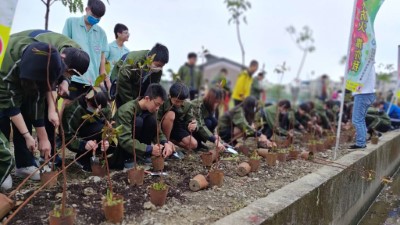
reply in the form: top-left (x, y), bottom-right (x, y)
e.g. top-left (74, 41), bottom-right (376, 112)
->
top-left (348, 144), bottom-right (366, 150)
top-left (1, 175), bottom-right (12, 191)
top-left (15, 166), bottom-right (40, 181)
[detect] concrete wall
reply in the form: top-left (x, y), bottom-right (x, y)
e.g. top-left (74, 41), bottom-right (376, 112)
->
top-left (214, 132), bottom-right (400, 225)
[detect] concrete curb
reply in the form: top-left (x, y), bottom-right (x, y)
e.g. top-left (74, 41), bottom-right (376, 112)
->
top-left (214, 131), bottom-right (400, 225)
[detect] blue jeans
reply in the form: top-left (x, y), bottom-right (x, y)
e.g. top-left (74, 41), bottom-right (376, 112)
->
top-left (352, 93), bottom-right (376, 146)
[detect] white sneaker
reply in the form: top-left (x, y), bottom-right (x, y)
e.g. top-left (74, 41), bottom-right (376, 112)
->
top-left (1, 175), bottom-right (12, 191)
top-left (15, 166), bottom-right (40, 181)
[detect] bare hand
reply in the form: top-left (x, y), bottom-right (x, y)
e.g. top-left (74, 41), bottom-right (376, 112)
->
top-left (38, 139), bottom-right (51, 160)
top-left (100, 140), bottom-right (109, 152)
top-left (188, 120), bottom-right (197, 132)
top-left (214, 136), bottom-right (226, 152)
top-left (24, 134), bottom-right (36, 152)
top-left (85, 140), bottom-right (98, 151)
top-left (58, 80), bottom-right (69, 97)
top-left (152, 144), bottom-right (163, 157)
top-left (163, 143), bottom-right (174, 158)
top-left (48, 111), bottom-right (60, 127)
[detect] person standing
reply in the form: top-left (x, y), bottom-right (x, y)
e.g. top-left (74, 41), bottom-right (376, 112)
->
top-left (349, 67), bottom-right (377, 149)
top-left (178, 52), bottom-right (202, 100)
top-left (251, 71), bottom-right (265, 99)
top-left (232, 60), bottom-right (259, 106)
top-left (62, 0), bottom-right (108, 99)
top-left (106, 23), bottom-right (130, 73)
top-left (110, 43), bottom-right (169, 107)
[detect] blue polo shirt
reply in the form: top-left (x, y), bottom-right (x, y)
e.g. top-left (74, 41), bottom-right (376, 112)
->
top-left (62, 16), bottom-right (108, 85)
top-left (105, 40), bottom-right (129, 73)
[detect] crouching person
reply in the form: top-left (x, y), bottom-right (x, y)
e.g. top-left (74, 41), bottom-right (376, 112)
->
top-left (62, 88), bottom-right (111, 172)
top-left (109, 84), bottom-right (174, 170)
top-left (218, 96), bottom-right (273, 147)
top-left (191, 87), bottom-right (226, 152)
top-left (158, 82), bottom-right (198, 151)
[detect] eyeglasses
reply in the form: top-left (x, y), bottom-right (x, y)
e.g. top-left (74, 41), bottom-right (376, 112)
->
top-left (153, 100), bottom-right (163, 107)
top-left (122, 31), bottom-right (130, 35)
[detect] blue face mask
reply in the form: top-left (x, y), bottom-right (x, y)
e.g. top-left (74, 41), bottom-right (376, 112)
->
top-left (87, 15), bottom-right (100, 25)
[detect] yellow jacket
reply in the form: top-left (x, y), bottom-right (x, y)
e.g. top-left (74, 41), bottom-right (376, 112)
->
top-left (232, 70), bottom-right (253, 101)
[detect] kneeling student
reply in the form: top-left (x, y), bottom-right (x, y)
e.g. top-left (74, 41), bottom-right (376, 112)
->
top-left (111, 84), bottom-right (174, 169)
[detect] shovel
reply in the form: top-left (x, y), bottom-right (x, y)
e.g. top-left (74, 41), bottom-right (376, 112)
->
top-left (144, 171), bottom-right (168, 176)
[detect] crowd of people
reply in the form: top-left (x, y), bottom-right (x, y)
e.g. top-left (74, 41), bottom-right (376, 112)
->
top-left (0, 0), bottom-right (396, 194)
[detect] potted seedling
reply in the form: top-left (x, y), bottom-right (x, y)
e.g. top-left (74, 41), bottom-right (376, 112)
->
top-left (200, 150), bottom-right (217, 167)
top-left (288, 145), bottom-right (300, 160)
top-left (265, 147), bottom-right (278, 167)
top-left (149, 181), bottom-right (169, 206)
top-left (371, 134), bottom-right (379, 145)
top-left (189, 174), bottom-right (209, 192)
top-left (49, 205), bottom-right (76, 225)
top-left (128, 165), bottom-right (145, 186)
top-left (0, 194), bottom-right (14, 219)
top-left (276, 148), bottom-right (288, 162)
top-left (151, 155), bottom-right (165, 171)
top-left (237, 162), bottom-right (251, 177)
top-left (316, 140), bottom-right (325, 152)
top-left (40, 169), bottom-right (59, 189)
top-left (307, 140), bottom-right (318, 154)
top-left (90, 155), bottom-right (107, 177)
top-left (103, 189), bottom-right (124, 223)
top-left (248, 151), bottom-right (262, 172)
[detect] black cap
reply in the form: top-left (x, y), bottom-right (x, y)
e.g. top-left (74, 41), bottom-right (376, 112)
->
top-left (19, 42), bottom-right (64, 82)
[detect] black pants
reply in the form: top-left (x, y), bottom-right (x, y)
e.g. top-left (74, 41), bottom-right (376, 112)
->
top-left (110, 112), bottom-right (157, 170)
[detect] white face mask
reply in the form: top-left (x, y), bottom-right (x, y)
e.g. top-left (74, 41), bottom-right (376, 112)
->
top-left (150, 67), bottom-right (162, 73)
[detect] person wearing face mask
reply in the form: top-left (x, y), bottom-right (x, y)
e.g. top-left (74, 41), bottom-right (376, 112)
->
top-left (232, 60), bottom-right (259, 106)
top-left (6, 29), bottom-right (90, 171)
top-left (62, 88), bottom-right (111, 172)
top-left (158, 82), bottom-right (199, 151)
top-left (110, 84), bottom-right (174, 170)
top-left (0, 42), bottom-right (71, 189)
top-left (105, 23), bottom-right (130, 73)
top-left (62, 0), bottom-right (108, 101)
top-left (218, 96), bottom-right (273, 147)
top-left (256, 100), bottom-right (293, 139)
top-left (191, 87), bottom-right (226, 152)
top-left (110, 43), bottom-right (169, 107)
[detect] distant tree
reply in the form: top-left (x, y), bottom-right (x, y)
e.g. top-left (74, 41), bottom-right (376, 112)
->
top-left (273, 61), bottom-right (290, 102)
top-left (224, 0), bottom-right (251, 66)
top-left (41, 0), bottom-right (84, 30)
top-left (376, 63), bottom-right (395, 95)
top-left (286, 25), bottom-right (315, 80)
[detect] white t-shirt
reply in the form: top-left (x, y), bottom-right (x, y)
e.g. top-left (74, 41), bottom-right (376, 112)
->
top-left (353, 63), bottom-right (376, 95)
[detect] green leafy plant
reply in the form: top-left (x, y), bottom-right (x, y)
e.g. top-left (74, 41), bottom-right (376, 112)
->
top-left (249, 151), bottom-right (261, 160)
top-left (52, 205), bottom-right (74, 218)
top-left (105, 189), bottom-right (123, 206)
top-left (151, 182), bottom-right (168, 191)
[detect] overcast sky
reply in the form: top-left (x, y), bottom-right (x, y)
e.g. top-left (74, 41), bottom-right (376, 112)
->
top-left (10, 0), bottom-right (400, 83)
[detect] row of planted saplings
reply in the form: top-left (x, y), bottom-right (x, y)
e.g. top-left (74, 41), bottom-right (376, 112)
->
top-left (90, 155), bottom-right (169, 224)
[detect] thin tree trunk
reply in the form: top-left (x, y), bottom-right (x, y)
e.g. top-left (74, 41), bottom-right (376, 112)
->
top-left (236, 22), bottom-right (245, 67)
top-left (45, 0), bottom-right (50, 30)
top-left (296, 50), bottom-right (308, 80)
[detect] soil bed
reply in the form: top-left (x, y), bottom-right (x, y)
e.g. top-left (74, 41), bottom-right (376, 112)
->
top-left (2, 141), bottom-right (351, 225)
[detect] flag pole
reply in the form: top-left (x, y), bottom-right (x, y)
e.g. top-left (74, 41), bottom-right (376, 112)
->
top-left (334, 0), bottom-right (359, 160)
top-left (386, 45), bottom-right (400, 115)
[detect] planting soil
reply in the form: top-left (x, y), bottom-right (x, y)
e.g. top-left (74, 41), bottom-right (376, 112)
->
top-left (2, 141), bottom-right (352, 225)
